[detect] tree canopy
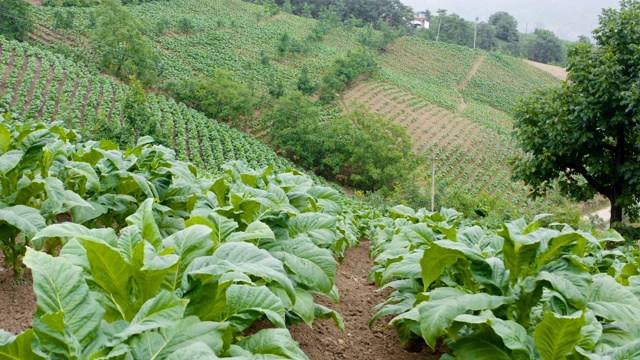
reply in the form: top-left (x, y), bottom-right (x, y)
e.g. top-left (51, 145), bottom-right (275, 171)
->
top-left (511, 0), bottom-right (640, 225)
top-left (525, 28), bottom-right (565, 64)
top-left (488, 11), bottom-right (518, 42)
top-left (0, 0), bottom-right (33, 42)
top-left (91, 0), bottom-right (160, 85)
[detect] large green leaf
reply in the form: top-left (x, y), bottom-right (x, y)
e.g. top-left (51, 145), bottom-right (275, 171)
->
top-left (0, 124), bottom-right (10, 153)
top-left (225, 220), bottom-right (275, 243)
top-left (233, 329), bottom-right (309, 359)
top-left (286, 213), bottom-right (338, 248)
top-left (115, 291), bottom-right (188, 340)
top-left (587, 274), bottom-right (640, 322)
top-left (224, 284), bottom-right (286, 331)
top-left (23, 249), bottom-right (104, 348)
top-left (267, 239), bottom-right (336, 294)
top-left (132, 241), bottom-right (179, 307)
top-left (185, 242), bottom-right (295, 302)
top-left (65, 161), bottom-right (101, 191)
top-left (166, 342), bottom-right (219, 359)
top-left (0, 150), bottom-right (23, 174)
top-left (499, 223), bottom-right (542, 283)
top-left (32, 223), bottom-right (117, 249)
top-left (451, 330), bottom-right (516, 360)
top-left (534, 311), bottom-right (586, 360)
top-left (0, 205), bottom-right (46, 239)
top-left (454, 314), bottom-right (530, 355)
top-left (84, 240), bottom-right (136, 321)
top-left (162, 225), bottom-right (214, 292)
top-left (533, 232), bottom-right (583, 272)
top-left (381, 251), bottom-right (423, 284)
top-left (418, 292), bottom-right (509, 349)
top-left (0, 330), bottom-right (40, 360)
top-left (420, 242), bottom-right (465, 291)
top-left (187, 210), bottom-right (238, 245)
top-left (126, 199), bottom-right (162, 247)
top-left (128, 316), bottom-right (231, 360)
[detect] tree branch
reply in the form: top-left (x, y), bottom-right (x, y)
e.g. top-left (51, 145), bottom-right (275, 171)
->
top-left (573, 164), bottom-right (611, 199)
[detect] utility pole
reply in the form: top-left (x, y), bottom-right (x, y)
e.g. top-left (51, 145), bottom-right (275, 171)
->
top-left (473, 17), bottom-right (478, 49)
top-left (431, 156), bottom-right (439, 212)
top-left (436, 17), bottom-right (442, 42)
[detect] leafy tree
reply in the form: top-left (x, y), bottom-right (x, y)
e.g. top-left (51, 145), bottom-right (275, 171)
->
top-left (123, 77), bottom-right (168, 146)
top-left (578, 35), bottom-right (591, 44)
top-left (511, 0), bottom-right (640, 226)
top-left (166, 69), bottom-right (255, 128)
top-left (328, 108), bottom-right (415, 190)
top-left (267, 91), bottom-right (323, 168)
top-left (53, 9), bottom-right (75, 30)
top-left (0, 0), bottom-right (33, 42)
top-left (296, 66), bottom-right (318, 95)
top-left (488, 11), bottom-right (519, 42)
top-left (429, 10), bottom-right (474, 47)
top-left (153, 16), bottom-right (171, 36)
top-left (525, 28), bottom-right (564, 64)
top-left (281, 0), bottom-right (292, 13)
top-left (91, 0), bottom-right (160, 85)
top-left (176, 17), bottom-right (195, 33)
top-left (476, 22), bottom-right (498, 51)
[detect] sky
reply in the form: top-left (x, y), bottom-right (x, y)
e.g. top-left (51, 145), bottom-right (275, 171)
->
top-left (401, 0), bottom-right (621, 41)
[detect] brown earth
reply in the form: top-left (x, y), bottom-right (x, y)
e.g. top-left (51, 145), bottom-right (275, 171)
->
top-left (0, 252), bottom-right (36, 335)
top-left (525, 60), bottom-right (568, 80)
top-left (0, 242), bottom-right (442, 359)
top-left (288, 242), bottom-right (442, 360)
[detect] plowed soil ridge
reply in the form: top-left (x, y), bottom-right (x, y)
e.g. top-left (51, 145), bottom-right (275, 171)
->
top-left (289, 242), bottom-right (441, 360)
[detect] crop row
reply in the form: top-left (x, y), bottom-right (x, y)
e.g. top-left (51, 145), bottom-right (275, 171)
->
top-left (0, 37), bottom-right (297, 176)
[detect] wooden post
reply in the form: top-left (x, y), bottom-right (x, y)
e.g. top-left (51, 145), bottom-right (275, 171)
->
top-left (473, 17), bottom-right (478, 49)
top-left (431, 156), bottom-right (439, 212)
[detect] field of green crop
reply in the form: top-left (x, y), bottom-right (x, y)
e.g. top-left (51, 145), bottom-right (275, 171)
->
top-left (0, 38), bottom-right (295, 174)
top-left (30, 0), bottom-right (365, 93)
top-left (463, 52), bottom-right (561, 113)
top-left (376, 37), bottom-right (481, 110)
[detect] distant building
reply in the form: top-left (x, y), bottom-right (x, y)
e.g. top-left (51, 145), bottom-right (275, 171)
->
top-left (412, 11), bottom-right (430, 29)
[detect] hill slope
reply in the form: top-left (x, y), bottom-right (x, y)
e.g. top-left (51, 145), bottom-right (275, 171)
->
top-left (0, 37), bottom-right (296, 174)
top-left (22, 0), bottom-right (564, 210)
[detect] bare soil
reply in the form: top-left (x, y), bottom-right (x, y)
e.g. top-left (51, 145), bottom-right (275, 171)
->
top-left (525, 60), bottom-right (568, 80)
top-left (288, 242), bottom-right (442, 360)
top-left (0, 253), bottom-right (36, 335)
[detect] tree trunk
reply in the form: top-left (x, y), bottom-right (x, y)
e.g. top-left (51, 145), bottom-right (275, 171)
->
top-left (610, 200), bottom-right (623, 227)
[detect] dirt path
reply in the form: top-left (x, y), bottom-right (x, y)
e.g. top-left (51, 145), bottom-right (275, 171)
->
top-left (525, 60), bottom-right (568, 80)
top-left (456, 54), bottom-right (486, 112)
top-left (584, 207), bottom-right (611, 225)
top-left (289, 241), bottom-right (441, 360)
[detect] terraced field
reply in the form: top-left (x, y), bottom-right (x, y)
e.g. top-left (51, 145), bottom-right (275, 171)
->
top-left (0, 38), bottom-right (295, 174)
top-left (343, 81), bottom-right (531, 206)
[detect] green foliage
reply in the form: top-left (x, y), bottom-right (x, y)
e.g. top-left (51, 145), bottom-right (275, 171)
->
top-left (488, 11), bottom-right (519, 43)
top-left (0, 37), bottom-right (297, 175)
top-left (53, 9), bottom-right (75, 30)
top-left (296, 66), bottom-right (318, 95)
top-left (0, 0), bottom-right (33, 42)
top-left (176, 16), bottom-right (195, 33)
top-left (512, 1), bottom-right (640, 225)
top-left (153, 15), bottom-right (171, 36)
top-left (0, 117), bottom-right (360, 357)
top-left (524, 28), bottom-right (565, 64)
top-left (268, 95), bottom-right (413, 191)
top-left (366, 207), bottom-right (639, 358)
top-left (320, 50), bottom-right (377, 98)
top-left (91, 0), bottom-right (160, 85)
top-left (166, 69), bottom-right (255, 127)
